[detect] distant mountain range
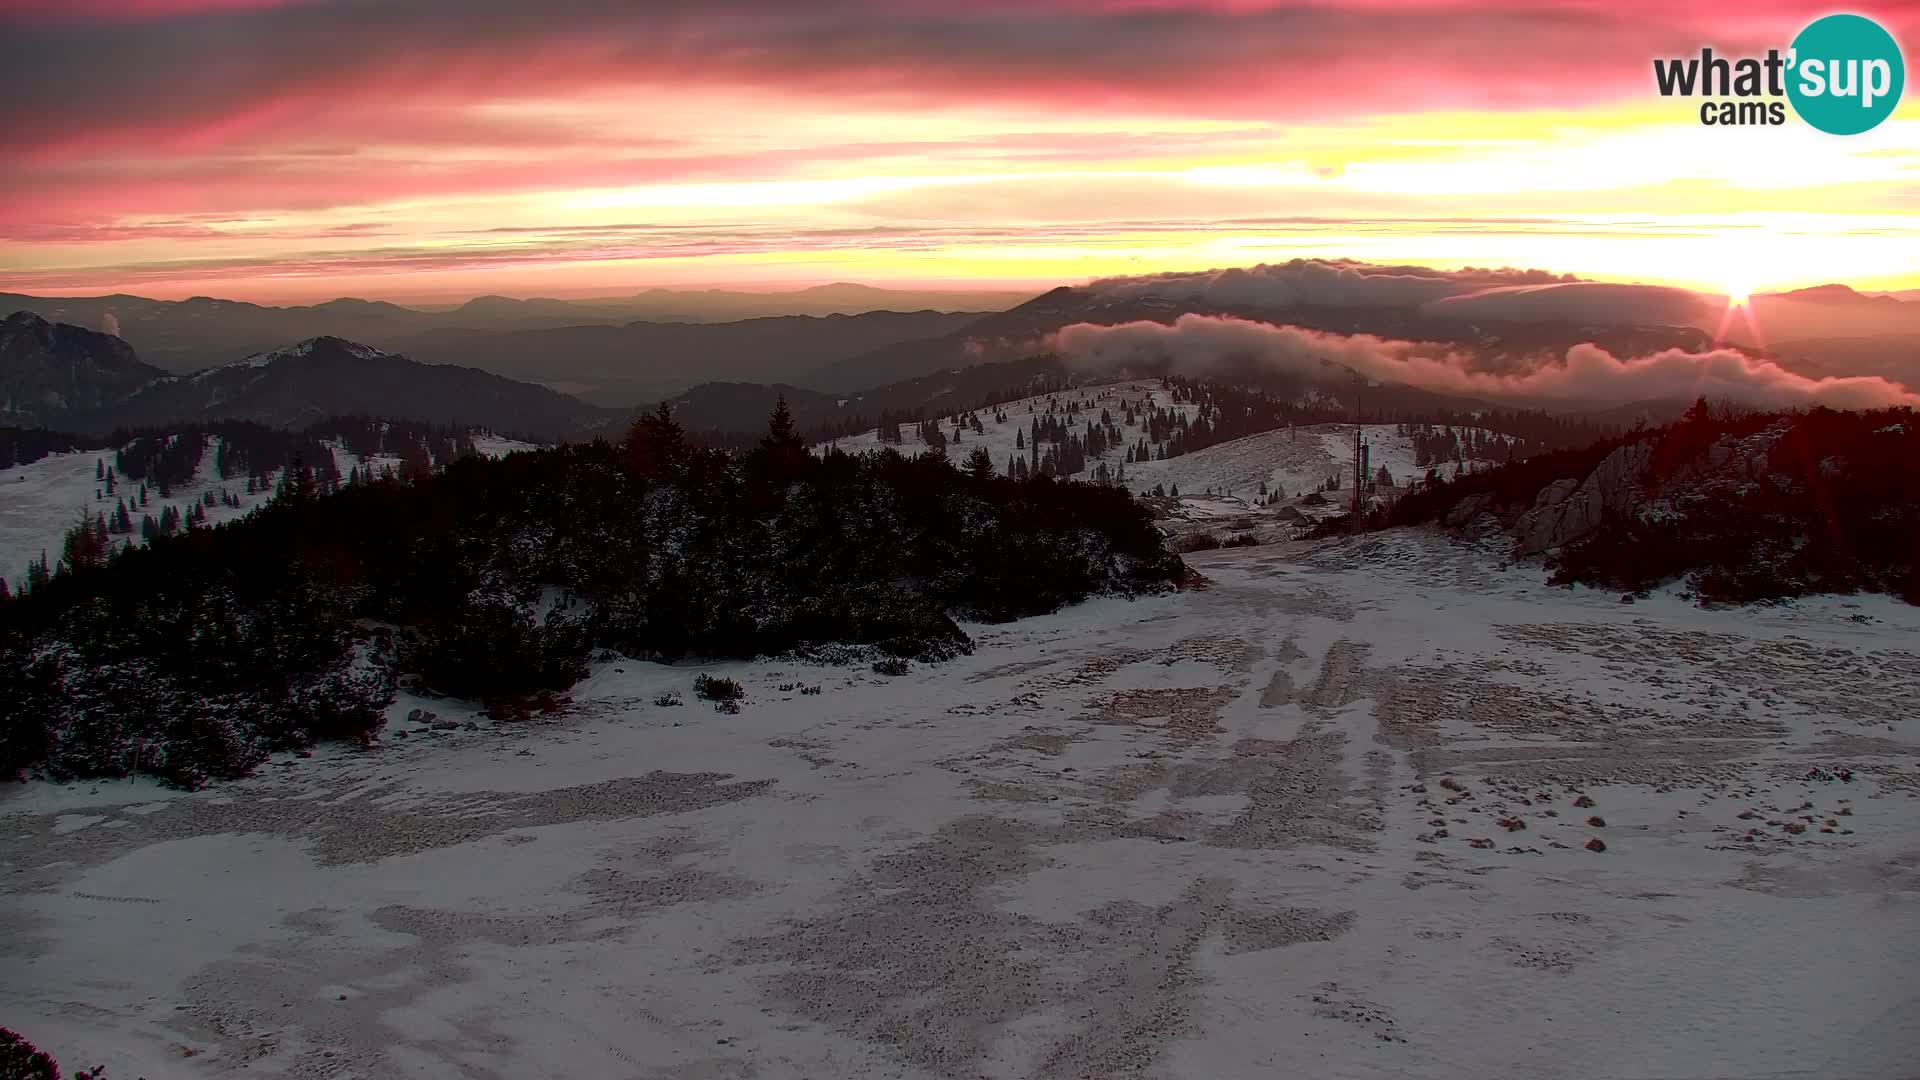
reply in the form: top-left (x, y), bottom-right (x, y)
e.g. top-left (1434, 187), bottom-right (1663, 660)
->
top-left (7, 273), bottom-right (1916, 444)
top-left (399, 309), bottom-right (990, 405)
top-left (433, 282), bottom-right (1038, 321)
top-left (0, 284), bottom-right (1031, 375)
top-left (0, 313), bottom-right (610, 439)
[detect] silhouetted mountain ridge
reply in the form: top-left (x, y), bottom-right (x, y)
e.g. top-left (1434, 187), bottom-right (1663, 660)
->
top-left (0, 319), bottom-right (615, 439)
top-left (0, 312), bottom-right (170, 427)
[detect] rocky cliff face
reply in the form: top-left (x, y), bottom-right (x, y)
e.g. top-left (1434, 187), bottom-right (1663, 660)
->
top-left (1511, 440), bottom-right (1653, 555)
top-left (0, 311), bottom-right (167, 427)
top-left (1501, 423), bottom-right (1799, 556)
top-left (1391, 408), bottom-right (1913, 604)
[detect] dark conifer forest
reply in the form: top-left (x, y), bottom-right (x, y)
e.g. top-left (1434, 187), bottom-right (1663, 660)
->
top-left (0, 403), bottom-right (1188, 788)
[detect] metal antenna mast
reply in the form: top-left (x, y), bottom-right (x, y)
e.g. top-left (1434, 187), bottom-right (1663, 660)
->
top-left (1351, 377), bottom-right (1364, 534)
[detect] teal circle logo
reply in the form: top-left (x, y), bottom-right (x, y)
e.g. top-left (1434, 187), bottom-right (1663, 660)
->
top-left (1787, 14), bottom-right (1905, 134)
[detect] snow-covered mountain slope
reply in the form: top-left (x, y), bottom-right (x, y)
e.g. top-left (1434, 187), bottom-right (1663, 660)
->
top-left (0, 439), bottom-right (269, 588)
top-left (0, 311), bottom-right (169, 428)
top-left (817, 381), bottom-right (1506, 518)
top-left (5, 531), bottom-right (1914, 1077)
top-left (819, 378), bottom-right (1199, 471)
top-left (105, 336), bottom-right (611, 437)
top-left (0, 433), bottom-right (538, 590)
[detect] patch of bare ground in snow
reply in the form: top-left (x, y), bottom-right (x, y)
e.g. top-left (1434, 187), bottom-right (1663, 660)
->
top-left (1309, 982), bottom-right (1403, 1043)
top-left (732, 815), bottom-right (1076, 1076)
top-left (1298, 639), bottom-right (1378, 712)
top-left (1085, 732), bottom-right (1379, 853)
top-left (159, 831), bottom-right (762, 1075)
top-left (986, 728), bottom-right (1083, 757)
top-left (1256, 636), bottom-right (1307, 707)
top-left (1080, 686), bottom-right (1237, 742)
top-left (1160, 633), bottom-right (1263, 674)
top-left (1499, 622), bottom-right (1920, 731)
top-left (1036, 877), bottom-right (1349, 1078)
top-left (953, 649), bottom-right (1171, 718)
top-left (735, 820), bottom-right (1352, 1079)
top-left (0, 771), bottom-right (774, 895)
top-left (1410, 739), bottom-right (1752, 787)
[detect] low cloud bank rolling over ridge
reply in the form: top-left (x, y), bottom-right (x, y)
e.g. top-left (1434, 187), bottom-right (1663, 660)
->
top-left (1048, 314), bottom-right (1920, 411)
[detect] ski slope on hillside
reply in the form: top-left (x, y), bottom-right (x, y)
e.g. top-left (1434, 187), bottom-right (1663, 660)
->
top-left (818, 383), bottom-right (1506, 519)
top-left (820, 378), bottom-right (1198, 479)
top-left (0, 434), bottom-right (539, 590)
top-left (5, 531), bottom-right (1915, 1077)
top-left (1120, 421), bottom-right (1508, 507)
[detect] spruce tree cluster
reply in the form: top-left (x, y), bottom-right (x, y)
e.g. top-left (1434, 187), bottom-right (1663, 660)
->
top-left (1, 400), bottom-right (1186, 787)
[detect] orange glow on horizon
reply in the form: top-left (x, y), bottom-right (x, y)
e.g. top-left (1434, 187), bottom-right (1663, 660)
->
top-left (3, 3), bottom-right (1918, 304)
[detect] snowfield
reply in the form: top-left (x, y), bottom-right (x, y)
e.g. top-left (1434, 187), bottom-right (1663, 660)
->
top-left (0, 434), bottom-right (540, 590)
top-left (816, 381), bottom-right (1505, 521)
top-left (819, 379), bottom-right (1199, 489)
top-left (4, 531), bottom-right (1916, 1078)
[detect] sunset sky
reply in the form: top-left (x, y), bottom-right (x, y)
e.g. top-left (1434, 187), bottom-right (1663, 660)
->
top-left (2, 0), bottom-right (1917, 303)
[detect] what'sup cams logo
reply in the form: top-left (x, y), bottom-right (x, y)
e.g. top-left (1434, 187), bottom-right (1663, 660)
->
top-left (1654, 13), bottom-right (1905, 133)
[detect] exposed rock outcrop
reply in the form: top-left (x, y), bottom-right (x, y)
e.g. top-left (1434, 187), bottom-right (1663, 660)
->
top-left (1511, 440), bottom-right (1653, 555)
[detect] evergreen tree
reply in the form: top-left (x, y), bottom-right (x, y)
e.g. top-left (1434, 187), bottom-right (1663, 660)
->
top-left (764, 395), bottom-right (799, 447)
top-left (277, 453), bottom-right (319, 505)
top-left (24, 551), bottom-right (50, 593)
top-left (60, 511), bottom-right (109, 574)
top-left (753, 395), bottom-right (810, 478)
top-left (625, 401), bottom-right (690, 481)
top-left (965, 446), bottom-right (995, 480)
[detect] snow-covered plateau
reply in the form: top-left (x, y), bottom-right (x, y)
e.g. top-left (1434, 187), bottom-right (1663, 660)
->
top-left (3, 531), bottom-right (1916, 1078)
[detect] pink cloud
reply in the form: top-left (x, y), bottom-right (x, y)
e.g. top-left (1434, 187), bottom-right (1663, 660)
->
top-left (5, 1), bottom-right (1906, 299)
top-left (0, 0), bottom-right (318, 19)
top-left (5, 1), bottom-right (1847, 165)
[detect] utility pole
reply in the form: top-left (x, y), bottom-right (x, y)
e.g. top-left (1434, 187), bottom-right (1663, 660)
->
top-left (1351, 377), bottom-right (1364, 534)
